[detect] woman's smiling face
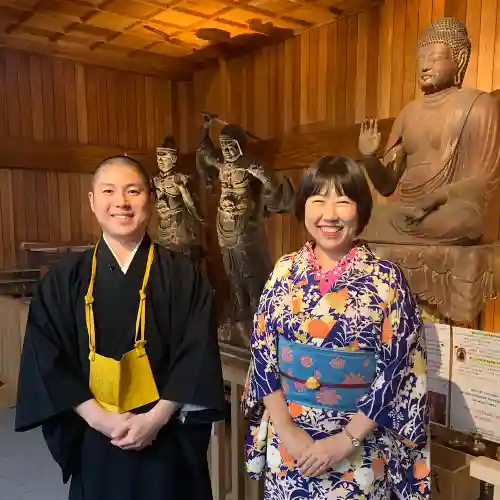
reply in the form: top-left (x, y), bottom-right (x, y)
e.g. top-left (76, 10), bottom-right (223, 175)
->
top-left (304, 185), bottom-right (358, 254)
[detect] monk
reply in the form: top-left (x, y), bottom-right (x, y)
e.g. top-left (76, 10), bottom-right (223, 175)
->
top-left (358, 17), bottom-right (500, 245)
top-left (15, 156), bottom-right (226, 500)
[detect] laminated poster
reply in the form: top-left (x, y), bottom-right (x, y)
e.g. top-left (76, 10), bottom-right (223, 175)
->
top-left (449, 327), bottom-right (500, 444)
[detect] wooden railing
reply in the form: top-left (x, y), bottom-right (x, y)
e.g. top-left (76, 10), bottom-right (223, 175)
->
top-left (209, 343), bottom-right (264, 500)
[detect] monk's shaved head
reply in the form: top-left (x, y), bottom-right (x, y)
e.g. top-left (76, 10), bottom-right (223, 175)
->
top-left (92, 156), bottom-right (152, 193)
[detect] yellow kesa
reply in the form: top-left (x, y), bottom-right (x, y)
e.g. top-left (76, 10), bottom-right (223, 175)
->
top-left (85, 241), bottom-right (160, 413)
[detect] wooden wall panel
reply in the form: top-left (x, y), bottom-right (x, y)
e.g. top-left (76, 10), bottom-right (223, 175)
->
top-left (0, 169), bottom-right (99, 270)
top-left (0, 47), bottom-right (175, 270)
top-left (172, 7), bottom-right (382, 146)
top-left (172, 0), bottom-right (500, 143)
top-left (0, 48), bottom-right (173, 151)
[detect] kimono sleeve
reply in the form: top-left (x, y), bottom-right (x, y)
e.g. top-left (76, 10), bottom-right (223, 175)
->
top-left (160, 258), bottom-right (226, 421)
top-left (357, 264), bottom-right (429, 448)
top-left (15, 264), bottom-right (93, 433)
top-left (241, 255), bottom-right (291, 419)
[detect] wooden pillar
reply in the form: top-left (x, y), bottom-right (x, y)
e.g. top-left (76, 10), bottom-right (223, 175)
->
top-left (230, 382), bottom-right (245, 500)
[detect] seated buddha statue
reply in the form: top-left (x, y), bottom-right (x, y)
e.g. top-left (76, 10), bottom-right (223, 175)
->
top-left (358, 17), bottom-right (500, 246)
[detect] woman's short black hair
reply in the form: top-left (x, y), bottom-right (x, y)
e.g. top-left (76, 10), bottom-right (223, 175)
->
top-left (294, 155), bottom-right (373, 235)
top-left (93, 155), bottom-right (153, 194)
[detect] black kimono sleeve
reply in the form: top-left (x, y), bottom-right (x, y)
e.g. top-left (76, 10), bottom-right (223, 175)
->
top-left (14, 260), bottom-right (92, 481)
top-left (15, 262), bottom-right (92, 431)
top-left (161, 256), bottom-right (227, 423)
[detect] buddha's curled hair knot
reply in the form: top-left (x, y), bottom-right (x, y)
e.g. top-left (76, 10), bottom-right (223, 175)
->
top-left (417, 17), bottom-right (471, 83)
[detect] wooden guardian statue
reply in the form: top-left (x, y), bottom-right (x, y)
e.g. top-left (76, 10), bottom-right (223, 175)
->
top-left (196, 114), bottom-right (294, 343)
top-left (153, 135), bottom-right (204, 260)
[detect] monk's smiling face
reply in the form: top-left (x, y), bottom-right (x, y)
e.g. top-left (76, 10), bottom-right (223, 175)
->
top-left (89, 160), bottom-right (153, 243)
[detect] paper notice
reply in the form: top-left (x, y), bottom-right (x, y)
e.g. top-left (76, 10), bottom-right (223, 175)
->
top-left (450, 327), bottom-right (500, 444)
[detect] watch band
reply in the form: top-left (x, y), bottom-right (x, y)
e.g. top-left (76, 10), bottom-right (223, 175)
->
top-left (344, 428), bottom-right (361, 448)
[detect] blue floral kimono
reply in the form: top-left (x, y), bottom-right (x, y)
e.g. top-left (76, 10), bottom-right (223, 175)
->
top-left (241, 243), bottom-right (430, 499)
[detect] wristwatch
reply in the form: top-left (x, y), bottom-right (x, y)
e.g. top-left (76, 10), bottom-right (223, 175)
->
top-left (344, 428), bottom-right (361, 448)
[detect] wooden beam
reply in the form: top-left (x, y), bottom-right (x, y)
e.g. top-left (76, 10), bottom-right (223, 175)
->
top-left (179, 118), bottom-right (395, 172)
top-left (263, 118), bottom-right (394, 169)
top-left (0, 138), bottom-right (158, 174)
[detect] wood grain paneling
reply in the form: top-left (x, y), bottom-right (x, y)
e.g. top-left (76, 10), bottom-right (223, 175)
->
top-left (0, 169), bottom-right (99, 270)
top-left (0, 47), bottom-right (174, 270)
top-left (173, 6), bottom-right (381, 144)
top-left (0, 140), bottom-right (158, 174)
top-left (0, 47), bottom-right (173, 150)
top-left (172, 0), bottom-right (500, 146)
top-left (0, 0), bottom-right (382, 80)
top-left (0, 297), bottom-right (29, 407)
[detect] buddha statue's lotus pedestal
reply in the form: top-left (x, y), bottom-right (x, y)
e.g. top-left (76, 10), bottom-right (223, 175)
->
top-left (369, 242), bottom-right (500, 323)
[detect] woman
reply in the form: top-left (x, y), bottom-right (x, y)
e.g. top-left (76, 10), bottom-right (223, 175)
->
top-left (241, 156), bottom-right (430, 499)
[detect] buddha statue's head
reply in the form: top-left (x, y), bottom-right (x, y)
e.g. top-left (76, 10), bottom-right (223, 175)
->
top-left (416, 17), bottom-right (471, 94)
top-left (156, 136), bottom-right (178, 174)
top-left (219, 124), bottom-right (246, 163)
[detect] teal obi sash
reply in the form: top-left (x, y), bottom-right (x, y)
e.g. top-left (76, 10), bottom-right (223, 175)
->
top-left (278, 336), bottom-right (376, 412)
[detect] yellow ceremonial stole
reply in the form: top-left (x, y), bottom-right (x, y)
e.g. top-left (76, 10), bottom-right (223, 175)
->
top-left (85, 241), bottom-right (160, 413)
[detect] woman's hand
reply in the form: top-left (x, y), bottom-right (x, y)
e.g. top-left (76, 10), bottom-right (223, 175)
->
top-left (278, 422), bottom-right (314, 462)
top-left (297, 431), bottom-right (353, 477)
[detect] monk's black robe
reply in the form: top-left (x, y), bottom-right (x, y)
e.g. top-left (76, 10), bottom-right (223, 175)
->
top-left (14, 234), bottom-right (227, 500)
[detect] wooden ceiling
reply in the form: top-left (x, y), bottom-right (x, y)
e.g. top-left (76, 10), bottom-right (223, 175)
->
top-left (0, 0), bottom-right (382, 77)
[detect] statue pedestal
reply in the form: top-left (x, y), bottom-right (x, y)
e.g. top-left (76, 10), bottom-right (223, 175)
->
top-left (369, 242), bottom-right (500, 323)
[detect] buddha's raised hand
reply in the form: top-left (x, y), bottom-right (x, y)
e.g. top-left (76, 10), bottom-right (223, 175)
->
top-left (358, 118), bottom-right (381, 157)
